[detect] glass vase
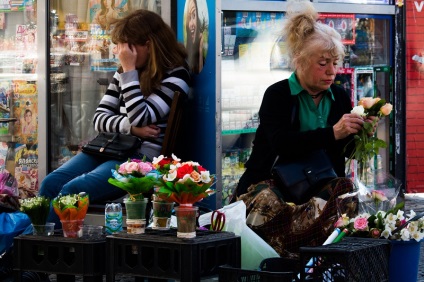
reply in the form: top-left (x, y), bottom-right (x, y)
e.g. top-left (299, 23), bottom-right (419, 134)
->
top-left (152, 201), bottom-right (174, 230)
top-left (175, 205), bottom-right (198, 239)
top-left (123, 198), bottom-right (148, 234)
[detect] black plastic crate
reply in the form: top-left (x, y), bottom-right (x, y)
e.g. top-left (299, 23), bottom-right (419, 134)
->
top-left (107, 228), bottom-right (241, 282)
top-left (13, 232), bottom-right (106, 282)
top-left (299, 237), bottom-right (390, 282)
top-left (218, 265), bottom-right (297, 282)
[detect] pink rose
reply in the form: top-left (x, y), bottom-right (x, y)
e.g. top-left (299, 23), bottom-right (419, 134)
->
top-left (138, 162), bottom-right (153, 175)
top-left (372, 190), bottom-right (388, 202)
top-left (353, 217), bottom-right (368, 231)
top-left (118, 161), bottom-right (139, 175)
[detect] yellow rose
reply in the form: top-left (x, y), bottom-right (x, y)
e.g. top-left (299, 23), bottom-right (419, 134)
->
top-left (380, 103), bottom-right (393, 116)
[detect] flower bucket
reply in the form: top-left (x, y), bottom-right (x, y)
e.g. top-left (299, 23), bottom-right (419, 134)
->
top-left (389, 240), bottom-right (422, 282)
top-left (123, 198), bottom-right (148, 220)
top-left (175, 206), bottom-right (198, 239)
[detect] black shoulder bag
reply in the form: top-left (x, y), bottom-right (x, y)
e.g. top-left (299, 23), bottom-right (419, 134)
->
top-left (271, 96), bottom-right (337, 204)
top-left (82, 132), bottom-right (142, 160)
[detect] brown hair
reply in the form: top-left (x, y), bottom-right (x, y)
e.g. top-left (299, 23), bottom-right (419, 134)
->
top-left (111, 9), bottom-right (187, 95)
top-left (282, 1), bottom-right (345, 71)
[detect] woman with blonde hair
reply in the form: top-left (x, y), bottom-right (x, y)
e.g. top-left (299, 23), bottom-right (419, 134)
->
top-left (234, 1), bottom-right (377, 258)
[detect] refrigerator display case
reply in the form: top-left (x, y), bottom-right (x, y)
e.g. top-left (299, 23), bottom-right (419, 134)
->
top-left (0, 0), bottom-right (42, 198)
top-left (220, 1), bottom-right (395, 206)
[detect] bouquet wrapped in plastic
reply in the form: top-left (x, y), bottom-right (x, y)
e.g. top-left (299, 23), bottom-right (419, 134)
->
top-left (52, 192), bottom-right (89, 221)
top-left (356, 170), bottom-right (401, 214)
top-left (153, 154), bottom-right (215, 205)
top-left (108, 158), bottom-right (161, 201)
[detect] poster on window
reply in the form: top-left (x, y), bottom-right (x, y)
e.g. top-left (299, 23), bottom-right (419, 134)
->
top-left (12, 80), bottom-right (38, 145)
top-left (318, 14), bottom-right (355, 45)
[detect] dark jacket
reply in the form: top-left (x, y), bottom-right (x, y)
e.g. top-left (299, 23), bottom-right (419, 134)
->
top-left (241, 79), bottom-right (354, 190)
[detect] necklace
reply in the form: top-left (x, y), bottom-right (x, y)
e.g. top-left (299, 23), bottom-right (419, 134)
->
top-left (310, 92), bottom-right (324, 99)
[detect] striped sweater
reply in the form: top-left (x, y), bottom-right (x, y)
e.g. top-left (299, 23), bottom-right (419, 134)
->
top-left (93, 65), bottom-right (191, 160)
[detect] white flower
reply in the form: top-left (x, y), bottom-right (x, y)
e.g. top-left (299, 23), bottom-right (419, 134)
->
top-left (396, 210), bottom-right (405, 221)
top-left (381, 228), bottom-right (392, 239)
top-left (177, 174), bottom-right (191, 184)
top-left (171, 153), bottom-right (181, 162)
top-left (411, 231), bottom-right (424, 242)
top-left (163, 170), bottom-right (177, 181)
top-left (200, 171), bottom-right (211, 183)
top-left (351, 105), bottom-right (366, 117)
top-left (152, 155), bottom-right (164, 165)
top-left (400, 229), bottom-right (411, 241)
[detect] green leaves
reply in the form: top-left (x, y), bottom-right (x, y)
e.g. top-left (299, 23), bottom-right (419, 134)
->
top-left (108, 176), bottom-right (159, 200)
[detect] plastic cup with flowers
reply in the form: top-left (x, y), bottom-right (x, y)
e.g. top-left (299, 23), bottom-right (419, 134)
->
top-left (108, 157), bottom-right (161, 233)
top-left (108, 157), bottom-right (161, 201)
top-left (52, 192), bottom-right (89, 238)
top-left (20, 196), bottom-right (54, 236)
top-left (153, 154), bottom-right (216, 238)
top-left (344, 97), bottom-right (393, 185)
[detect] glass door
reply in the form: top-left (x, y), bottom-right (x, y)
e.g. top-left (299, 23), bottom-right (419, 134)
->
top-left (48, 0), bottom-right (166, 172)
top-left (221, 9), bottom-right (394, 206)
top-left (0, 0), bottom-right (41, 198)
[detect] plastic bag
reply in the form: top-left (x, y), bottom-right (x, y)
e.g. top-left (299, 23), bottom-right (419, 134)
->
top-left (0, 212), bottom-right (32, 254)
top-left (198, 201), bottom-right (279, 270)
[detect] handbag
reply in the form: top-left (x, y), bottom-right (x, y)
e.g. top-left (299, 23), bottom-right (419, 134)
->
top-left (271, 150), bottom-right (337, 205)
top-left (82, 132), bottom-right (141, 160)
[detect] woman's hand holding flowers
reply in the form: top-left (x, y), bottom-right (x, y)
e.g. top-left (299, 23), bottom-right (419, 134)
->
top-left (333, 113), bottom-right (364, 140)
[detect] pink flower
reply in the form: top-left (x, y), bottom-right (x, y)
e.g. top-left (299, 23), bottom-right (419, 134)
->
top-left (334, 214), bottom-right (349, 228)
top-left (370, 228), bottom-right (381, 238)
top-left (138, 162), bottom-right (153, 175)
top-left (372, 190), bottom-right (388, 202)
top-left (353, 217), bottom-right (369, 231)
top-left (118, 161), bottom-right (140, 175)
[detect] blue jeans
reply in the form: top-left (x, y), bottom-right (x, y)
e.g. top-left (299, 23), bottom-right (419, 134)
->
top-left (39, 152), bottom-right (145, 228)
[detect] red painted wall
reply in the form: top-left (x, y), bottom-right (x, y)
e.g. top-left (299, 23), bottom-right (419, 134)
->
top-left (406, 1), bottom-right (424, 192)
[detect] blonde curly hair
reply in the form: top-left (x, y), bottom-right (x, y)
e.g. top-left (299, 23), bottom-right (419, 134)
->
top-left (282, 1), bottom-right (345, 71)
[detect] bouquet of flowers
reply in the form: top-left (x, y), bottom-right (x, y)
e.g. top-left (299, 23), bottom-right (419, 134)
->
top-left (52, 192), bottom-right (89, 221)
top-left (153, 154), bottom-right (215, 205)
top-left (334, 202), bottom-right (424, 242)
top-left (345, 97), bottom-right (393, 182)
top-left (19, 196), bottom-right (50, 225)
top-left (108, 158), bottom-right (161, 201)
top-left (355, 171), bottom-right (401, 214)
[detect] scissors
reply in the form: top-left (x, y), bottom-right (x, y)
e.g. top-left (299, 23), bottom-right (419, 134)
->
top-left (211, 210), bottom-right (225, 231)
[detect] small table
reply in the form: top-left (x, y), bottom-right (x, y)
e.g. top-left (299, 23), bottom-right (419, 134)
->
top-left (106, 228), bottom-right (241, 282)
top-left (13, 233), bottom-right (106, 282)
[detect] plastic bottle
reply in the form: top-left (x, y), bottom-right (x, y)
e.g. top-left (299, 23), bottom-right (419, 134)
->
top-left (105, 203), bottom-right (123, 234)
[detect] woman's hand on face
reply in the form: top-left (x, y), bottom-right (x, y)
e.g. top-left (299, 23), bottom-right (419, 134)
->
top-left (333, 113), bottom-right (364, 140)
top-left (116, 43), bottom-right (137, 72)
top-left (131, 125), bottom-right (161, 139)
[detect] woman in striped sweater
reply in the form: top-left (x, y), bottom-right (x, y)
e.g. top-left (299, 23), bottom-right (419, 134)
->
top-left (39, 9), bottom-right (191, 228)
